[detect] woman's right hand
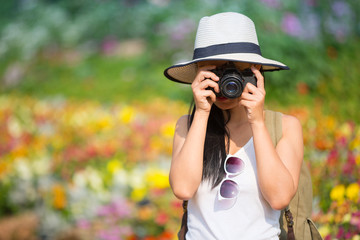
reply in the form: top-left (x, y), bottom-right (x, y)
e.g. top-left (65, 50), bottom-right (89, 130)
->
top-left (191, 65), bottom-right (220, 113)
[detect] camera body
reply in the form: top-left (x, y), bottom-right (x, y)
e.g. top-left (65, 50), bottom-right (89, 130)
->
top-left (209, 62), bottom-right (257, 99)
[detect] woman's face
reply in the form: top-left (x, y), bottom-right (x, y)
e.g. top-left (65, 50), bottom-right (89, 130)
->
top-left (197, 61), bottom-right (260, 110)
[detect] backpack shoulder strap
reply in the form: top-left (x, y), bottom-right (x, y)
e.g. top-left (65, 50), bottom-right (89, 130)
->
top-left (264, 110), bottom-right (282, 146)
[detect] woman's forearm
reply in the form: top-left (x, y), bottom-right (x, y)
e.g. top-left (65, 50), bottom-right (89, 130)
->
top-left (169, 111), bottom-right (209, 200)
top-left (251, 121), bottom-right (297, 210)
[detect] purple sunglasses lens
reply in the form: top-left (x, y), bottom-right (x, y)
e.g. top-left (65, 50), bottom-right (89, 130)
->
top-left (225, 157), bottom-right (244, 174)
top-left (220, 179), bottom-right (239, 198)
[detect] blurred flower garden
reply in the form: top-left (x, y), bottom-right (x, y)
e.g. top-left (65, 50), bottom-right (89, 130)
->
top-left (0, 0), bottom-right (359, 239)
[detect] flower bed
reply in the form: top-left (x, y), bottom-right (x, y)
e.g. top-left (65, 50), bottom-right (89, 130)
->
top-left (0, 95), bottom-right (359, 239)
top-left (0, 96), bottom-right (187, 239)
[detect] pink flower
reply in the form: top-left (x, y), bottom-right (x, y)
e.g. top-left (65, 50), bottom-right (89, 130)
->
top-left (350, 211), bottom-right (360, 230)
top-left (336, 226), bottom-right (345, 239)
top-left (97, 198), bottom-right (131, 218)
top-left (101, 36), bottom-right (119, 56)
top-left (324, 235), bottom-right (332, 240)
top-left (281, 13), bottom-right (303, 37)
top-left (343, 151), bottom-right (356, 175)
top-left (77, 219), bottom-right (91, 229)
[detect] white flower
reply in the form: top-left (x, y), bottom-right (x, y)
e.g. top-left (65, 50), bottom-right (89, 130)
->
top-left (128, 168), bottom-right (146, 189)
top-left (113, 169), bottom-right (128, 187)
top-left (73, 167), bottom-right (104, 192)
top-left (85, 167), bottom-right (103, 192)
top-left (31, 157), bottom-right (51, 176)
top-left (73, 171), bottom-right (87, 188)
top-left (7, 116), bottom-right (23, 138)
top-left (14, 158), bottom-right (32, 180)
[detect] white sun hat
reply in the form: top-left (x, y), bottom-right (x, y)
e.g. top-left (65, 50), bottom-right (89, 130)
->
top-left (164, 12), bottom-right (289, 84)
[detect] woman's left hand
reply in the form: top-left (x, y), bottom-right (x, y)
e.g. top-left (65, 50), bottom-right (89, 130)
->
top-left (239, 65), bottom-right (266, 125)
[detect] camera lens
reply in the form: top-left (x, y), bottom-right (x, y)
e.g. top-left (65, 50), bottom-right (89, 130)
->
top-left (221, 77), bottom-right (243, 99)
top-left (225, 81), bottom-right (239, 95)
top-left (214, 66), bottom-right (246, 99)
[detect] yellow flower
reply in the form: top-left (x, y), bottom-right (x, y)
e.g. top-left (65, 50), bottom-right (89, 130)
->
top-left (131, 187), bottom-right (147, 202)
top-left (353, 235), bottom-right (360, 240)
top-left (119, 106), bottom-right (135, 124)
top-left (330, 184), bottom-right (345, 203)
top-left (146, 169), bottom-right (170, 189)
top-left (0, 161), bottom-right (7, 178)
top-left (356, 155), bottom-right (360, 166)
top-left (96, 115), bottom-right (113, 130)
top-left (317, 225), bottom-right (330, 238)
top-left (339, 122), bottom-right (352, 138)
top-left (342, 213), bottom-right (351, 223)
top-left (350, 137), bottom-right (360, 151)
top-left (52, 184), bottom-right (67, 209)
top-left (150, 136), bottom-right (162, 153)
top-left (161, 122), bottom-right (176, 138)
top-left (51, 135), bottom-right (65, 150)
top-left (346, 182), bottom-right (360, 202)
top-left (325, 116), bottom-right (336, 131)
top-left (12, 145), bottom-right (28, 158)
top-left (107, 159), bottom-right (122, 174)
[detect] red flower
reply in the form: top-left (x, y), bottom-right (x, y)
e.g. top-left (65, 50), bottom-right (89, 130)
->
top-left (327, 149), bottom-right (338, 166)
top-left (155, 212), bottom-right (169, 225)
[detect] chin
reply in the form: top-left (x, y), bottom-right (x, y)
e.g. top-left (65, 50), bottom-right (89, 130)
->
top-left (214, 100), bottom-right (238, 110)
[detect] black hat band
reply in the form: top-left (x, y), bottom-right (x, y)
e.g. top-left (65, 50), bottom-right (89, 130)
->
top-left (192, 42), bottom-right (262, 60)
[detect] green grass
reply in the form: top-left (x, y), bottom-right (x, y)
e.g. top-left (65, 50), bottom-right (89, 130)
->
top-left (1, 53), bottom-right (192, 103)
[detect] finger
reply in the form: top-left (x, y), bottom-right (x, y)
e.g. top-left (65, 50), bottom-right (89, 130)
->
top-left (241, 92), bottom-right (257, 101)
top-left (197, 65), bottom-right (219, 80)
top-left (198, 79), bottom-right (220, 92)
top-left (203, 90), bottom-right (217, 103)
top-left (199, 71), bottom-right (220, 82)
top-left (251, 65), bottom-right (264, 90)
top-left (193, 71), bottom-right (219, 87)
top-left (239, 99), bottom-right (254, 108)
top-left (193, 81), bottom-right (217, 96)
top-left (243, 81), bottom-right (262, 95)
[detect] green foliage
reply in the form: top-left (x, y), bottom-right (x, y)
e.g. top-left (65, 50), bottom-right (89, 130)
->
top-left (0, 0), bottom-right (359, 120)
top-left (0, 181), bottom-right (17, 216)
top-left (316, 40), bottom-right (360, 122)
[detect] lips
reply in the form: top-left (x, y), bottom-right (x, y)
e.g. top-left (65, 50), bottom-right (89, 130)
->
top-left (217, 96), bottom-right (228, 101)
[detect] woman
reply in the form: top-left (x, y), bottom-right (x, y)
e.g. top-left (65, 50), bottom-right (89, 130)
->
top-left (164, 12), bottom-right (303, 239)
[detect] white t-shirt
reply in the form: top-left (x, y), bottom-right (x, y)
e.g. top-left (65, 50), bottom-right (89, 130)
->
top-left (186, 137), bottom-right (281, 240)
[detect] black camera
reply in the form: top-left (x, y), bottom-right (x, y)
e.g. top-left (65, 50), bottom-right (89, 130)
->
top-left (208, 62), bottom-right (257, 99)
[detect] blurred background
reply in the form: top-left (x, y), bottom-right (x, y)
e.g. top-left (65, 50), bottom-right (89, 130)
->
top-left (0, 0), bottom-right (359, 239)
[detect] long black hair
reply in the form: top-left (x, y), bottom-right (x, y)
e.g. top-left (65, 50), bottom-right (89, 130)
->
top-left (187, 101), bottom-right (231, 188)
top-left (186, 68), bottom-right (265, 188)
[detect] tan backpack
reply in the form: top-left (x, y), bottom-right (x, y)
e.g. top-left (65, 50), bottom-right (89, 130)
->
top-left (266, 110), bottom-right (323, 240)
top-left (178, 110), bottom-right (323, 240)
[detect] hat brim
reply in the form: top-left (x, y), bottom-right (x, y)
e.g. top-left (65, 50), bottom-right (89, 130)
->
top-left (164, 53), bottom-right (289, 84)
